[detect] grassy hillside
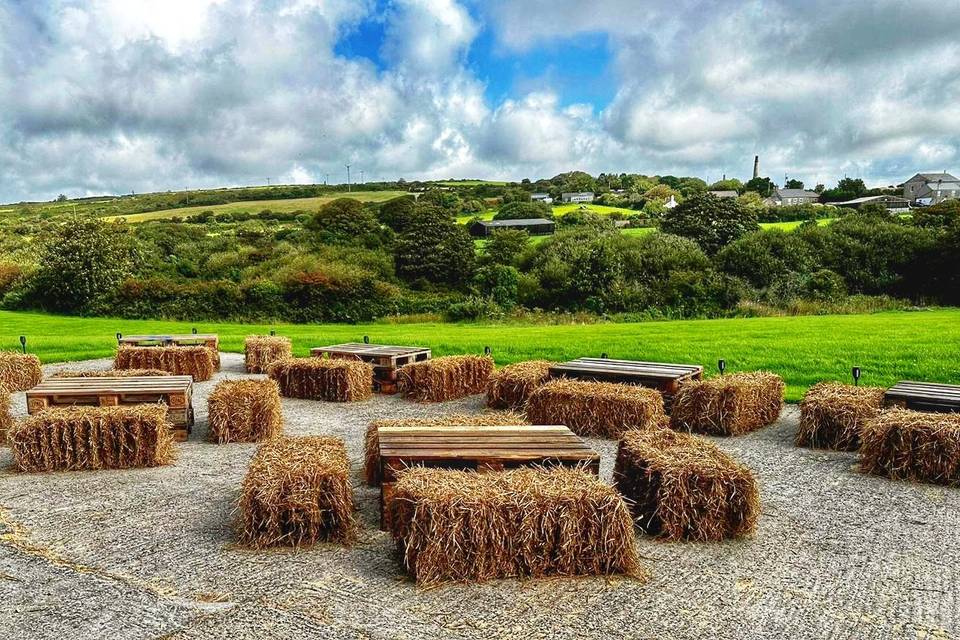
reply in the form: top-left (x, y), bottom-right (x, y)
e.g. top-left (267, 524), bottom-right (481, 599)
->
top-left (102, 190), bottom-right (410, 222)
top-left (2, 309), bottom-right (957, 401)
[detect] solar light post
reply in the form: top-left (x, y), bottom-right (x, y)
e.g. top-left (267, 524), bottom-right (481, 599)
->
top-left (363, 335), bottom-right (370, 344)
top-left (116, 332), bottom-right (123, 344)
top-left (192, 327), bottom-right (198, 335)
top-left (484, 346), bottom-right (492, 356)
top-left (718, 359), bottom-right (726, 375)
top-left (601, 352), bottom-right (608, 359)
top-left (852, 367), bottom-right (861, 386)
top-left (19, 335), bottom-right (26, 354)
top-left (269, 330), bottom-right (275, 336)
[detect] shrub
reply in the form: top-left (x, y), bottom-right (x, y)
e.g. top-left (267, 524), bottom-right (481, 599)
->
top-left (474, 264), bottom-right (519, 308)
top-left (394, 206), bottom-right (476, 288)
top-left (661, 192), bottom-right (759, 254)
top-left (483, 229), bottom-right (529, 266)
top-left (307, 198), bottom-right (382, 245)
top-left (378, 195), bottom-right (418, 232)
top-left (493, 201), bottom-right (552, 220)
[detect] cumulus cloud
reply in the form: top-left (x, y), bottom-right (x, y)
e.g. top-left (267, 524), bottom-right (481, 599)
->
top-left (0, 0), bottom-right (959, 201)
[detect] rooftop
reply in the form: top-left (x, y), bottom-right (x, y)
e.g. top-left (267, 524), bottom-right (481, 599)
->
top-left (477, 218), bottom-right (554, 227)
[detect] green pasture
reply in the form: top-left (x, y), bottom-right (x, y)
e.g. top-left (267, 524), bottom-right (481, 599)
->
top-left (102, 191), bottom-right (410, 222)
top-left (2, 309), bottom-right (956, 402)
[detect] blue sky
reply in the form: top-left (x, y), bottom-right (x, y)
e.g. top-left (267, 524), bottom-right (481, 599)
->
top-left (1, 0), bottom-right (959, 201)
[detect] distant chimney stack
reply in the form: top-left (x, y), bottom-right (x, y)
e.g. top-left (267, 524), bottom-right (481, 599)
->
top-left (753, 155), bottom-right (759, 180)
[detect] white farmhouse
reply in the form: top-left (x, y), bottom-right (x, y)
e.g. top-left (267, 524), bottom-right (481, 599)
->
top-left (561, 192), bottom-right (594, 203)
top-left (902, 173), bottom-right (960, 205)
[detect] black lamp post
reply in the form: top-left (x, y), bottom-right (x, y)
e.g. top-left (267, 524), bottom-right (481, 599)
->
top-left (852, 367), bottom-right (861, 386)
top-left (192, 327), bottom-right (198, 335)
top-left (601, 352), bottom-right (608, 359)
top-left (19, 335), bottom-right (26, 354)
top-left (718, 359), bottom-right (726, 374)
top-left (363, 335), bottom-right (370, 344)
top-left (269, 329), bottom-right (275, 336)
top-left (116, 332), bottom-right (123, 344)
top-left (484, 346), bottom-right (492, 356)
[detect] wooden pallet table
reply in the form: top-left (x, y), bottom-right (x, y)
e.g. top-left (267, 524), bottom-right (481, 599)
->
top-left (119, 333), bottom-right (219, 351)
top-left (885, 381), bottom-right (960, 413)
top-left (26, 376), bottom-right (195, 441)
top-left (549, 357), bottom-right (704, 410)
top-left (377, 424), bottom-right (599, 529)
top-left (310, 343), bottom-right (431, 394)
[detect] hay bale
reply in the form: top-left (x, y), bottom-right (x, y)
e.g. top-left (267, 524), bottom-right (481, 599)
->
top-left (244, 335), bottom-right (293, 374)
top-left (0, 387), bottom-right (11, 445)
top-left (0, 351), bottom-right (42, 392)
top-left (267, 357), bottom-right (372, 402)
top-left (364, 411), bottom-right (528, 486)
top-left (8, 405), bottom-right (175, 472)
top-left (526, 379), bottom-right (666, 438)
top-left (53, 369), bottom-right (171, 378)
top-left (796, 382), bottom-right (886, 451)
top-left (114, 346), bottom-right (215, 382)
top-left (669, 372), bottom-right (784, 436)
top-left (238, 435), bottom-right (355, 547)
top-left (208, 379), bottom-right (283, 443)
top-left (388, 466), bottom-right (645, 587)
top-left (613, 429), bottom-right (760, 541)
top-left (398, 355), bottom-right (495, 403)
top-left (486, 360), bottom-right (553, 410)
top-left (859, 408), bottom-right (960, 485)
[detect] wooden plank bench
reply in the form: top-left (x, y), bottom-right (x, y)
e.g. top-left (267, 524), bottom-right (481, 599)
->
top-left (377, 424), bottom-right (599, 529)
top-left (26, 376), bottom-right (195, 441)
top-left (310, 343), bottom-right (431, 394)
top-left (885, 381), bottom-right (960, 413)
top-left (120, 333), bottom-right (219, 351)
top-left (549, 357), bottom-right (703, 410)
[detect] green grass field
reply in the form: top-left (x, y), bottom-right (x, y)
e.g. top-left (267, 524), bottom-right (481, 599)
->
top-left (102, 191), bottom-right (410, 222)
top-left (2, 309), bottom-right (956, 401)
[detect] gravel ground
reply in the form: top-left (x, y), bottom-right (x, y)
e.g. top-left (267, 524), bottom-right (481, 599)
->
top-left (0, 353), bottom-right (957, 640)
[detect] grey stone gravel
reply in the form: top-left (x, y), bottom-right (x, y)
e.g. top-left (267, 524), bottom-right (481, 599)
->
top-left (0, 353), bottom-right (957, 639)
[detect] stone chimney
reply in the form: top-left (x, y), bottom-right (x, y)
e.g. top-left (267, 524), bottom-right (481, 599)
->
top-left (753, 155), bottom-right (759, 179)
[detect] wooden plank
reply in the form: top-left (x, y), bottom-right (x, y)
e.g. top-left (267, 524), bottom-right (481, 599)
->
top-left (886, 389), bottom-right (960, 403)
top-left (552, 362), bottom-right (698, 378)
top-left (573, 358), bottom-right (703, 374)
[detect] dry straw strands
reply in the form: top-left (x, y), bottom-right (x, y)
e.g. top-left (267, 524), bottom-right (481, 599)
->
top-left (614, 429), bottom-right (760, 541)
top-left (245, 336), bottom-right (293, 374)
top-left (796, 382), bottom-right (886, 451)
top-left (363, 411), bottom-right (528, 486)
top-left (208, 379), bottom-right (283, 443)
top-left (859, 408), bottom-right (960, 485)
top-left (8, 405), bottom-right (175, 472)
top-left (670, 372), bottom-right (784, 436)
top-left (0, 351), bottom-right (43, 392)
top-left (398, 355), bottom-right (495, 402)
top-left (388, 466), bottom-right (645, 587)
top-left (238, 435), bottom-right (355, 547)
top-left (114, 346), bottom-right (216, 382)
top-left (526, 379), bottom-right (666, 438)
top-left (268, 357), bottom-right (372, 402)
top-left (0, 387), bottom-right (11, 445)
top-left (53, 369), bottom-right (171, 378)
top-left (486, 360), bottom-right (553, 410)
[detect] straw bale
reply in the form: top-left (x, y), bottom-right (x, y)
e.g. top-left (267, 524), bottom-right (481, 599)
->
top-left (0, 351), bottom-right (42, 392)
top-left (208, 379), bottom-right (283, 443)
top-left (245, 336), bottom-right (293, 374)
top-left (364, 411), bottom-right (528, 486)
top-left (796, 382), bottom-right (886, 451)
top-left (670, 372), bottom-right (784, 436)
top-left (398, 355), bottom-right (495, 403)
top-left (8, 405), bottom-right (174, 472)
top-left (114, 345), bottom-right (215, 382)
top-left (613, 429), bottom-right (760, 541)
top-left (388, 466), bottom-right (645, 587)
top-left (859, 408), bottom-right (960, 485)
top-left (53, 369), bottom-right (170, 378)
top-left (486, 360), bottom-right (553, 410)
top-left (239, 435), bottom-right (354, 547)
top-left (0, 387), bottom-right (11, 445)
top-left (267, 357), bottom-right (372, 402)
top-left (526, 379), bottom-right (666, 438)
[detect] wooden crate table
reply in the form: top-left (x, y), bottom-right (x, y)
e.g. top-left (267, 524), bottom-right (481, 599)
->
top-left (26, 376), bottom-right (195, 441)
top-left (549, 357), bottom-right (704, 411)
top-left (310, 343), bottom-right (431, 394)
top-left (885, 381), bottom-right (960, 413)
top-left (377, 424), bottom-right (600, 529)
top-left (119, 333), bottom-right (219, 351)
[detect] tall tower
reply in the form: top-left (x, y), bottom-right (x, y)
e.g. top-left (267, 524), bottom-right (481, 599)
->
top-left (752, 155), bottom-right (759, 179)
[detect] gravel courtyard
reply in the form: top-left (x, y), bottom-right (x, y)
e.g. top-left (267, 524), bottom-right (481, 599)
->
top-left (0, 353), bottom-right (957, 640)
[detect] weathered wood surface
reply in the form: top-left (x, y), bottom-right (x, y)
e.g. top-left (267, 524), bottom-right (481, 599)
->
top-left (119, 334), bottom-right (219, 350)
top-left (885, 380), bottom-right (960, 413)
top-left (311, 343), bottom-right (431, 394)
top-left (26, 376), bottom-right (194, 440)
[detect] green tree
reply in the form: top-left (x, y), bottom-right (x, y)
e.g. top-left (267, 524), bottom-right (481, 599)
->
top-left (784, 179), bottom-right (805, 189)
top-left (378, 195), bottom-right (418, 232)
top-left (394, 206), bottom-right (476, 287)
top-left (494, 201), bottom-right (552, 220)
top-left (743, 176), bottom-right (774, 197)
top-left (307, 198), bottom-right (381, 245)
top-left (913, 199), bottom-right (960, 229)
top-left (475, 264), bottom-right (519, 308)
top-left (661, 193), bottom-right (759, 254)
top-left (484, 229), bottom-right (529, 265)
top-left (32, 217), bottom-right (135, 312)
